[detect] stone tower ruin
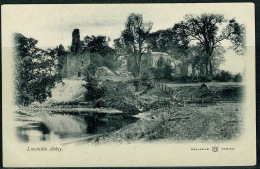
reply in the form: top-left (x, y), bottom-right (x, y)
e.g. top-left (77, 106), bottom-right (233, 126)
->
top-left (71, 29), bottom-right (81, 53)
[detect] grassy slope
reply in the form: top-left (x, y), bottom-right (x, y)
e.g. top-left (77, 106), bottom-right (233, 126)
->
top-left (99, 102), bottom-right (242, 143)
top-left (46, 78), bottom-right (86, 103)
top-left (95, 82), bottom-right (244, 143)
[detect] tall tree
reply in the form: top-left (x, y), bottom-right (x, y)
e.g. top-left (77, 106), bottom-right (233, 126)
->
top-left (82, 35), bottom-right (121, 71)
top-left (49, 44), bottom-right (68, 75)
top-left (14, 33), bottom-right (61, 105)
top-left (113, 38), bottom-right (125, 55)
top-left (172, 13), bottom-right (245, 77)
top-left (155, 29), bottom-right (176, 52)
top-left (146, 30), bottom-right (163, 52)
top-left (121, 13), bottom-right (153, 76)
top-left (82, 35), bottom-right (114, 56)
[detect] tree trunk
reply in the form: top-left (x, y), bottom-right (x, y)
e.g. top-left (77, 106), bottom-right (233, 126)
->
top-left (209, 61), bottom-right (213, 77)
top-left (134, 54), bottom-right (142, 77)
top-left (181, 63), bottom-right (188, 76)
top-left (192, 64), bottom-right (196, 77)
top-left (136, 85), bottom-right (139, 92)
top-left (205, 49), bottom-right (213, 78)
top-left (135, 63), bottom-right (141, 77)
top-left (205, 61), bottom-right (209, 77)
top-left (132, 56), bottom-right (140, 77)
top-left (199, 64), bottom-right (205, 76)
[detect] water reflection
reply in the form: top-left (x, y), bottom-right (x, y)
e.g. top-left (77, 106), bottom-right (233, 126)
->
top-left (15, 111), bottom-right (138, 143)
top-left (16, 122), bottom-right (51, 142)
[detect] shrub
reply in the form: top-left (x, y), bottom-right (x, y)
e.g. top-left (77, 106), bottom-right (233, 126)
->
top-left (103, 54), bottom-right (122, 71)
top-left (213, 70), bottom-right (233, 82)
top-left (150, 68), bottom-right (164, 80)
top-left (90, 53), bottom-right (103, 67)
top-left (233, 73), bottom-right (243, 82)
top-left (96, 81), bottom-right (140, 114)
top-left (129, 71), bottom-right (155, 92)
top-left (132, 77), bottom-right (141, 92)
top-left (140, 71), bottom-right (155, 89)
top-left (89, 53), bottom-right (122, 72)
top-left (179, 75), bottom-right (193, 83)
top-left (196, 76), bottom-right (212, 82)
top-left (164, 62), bottom-right (175, 80)
top-left (82, 71), bottom-right (106, 101)
top-left (150, 62), bottom-right (175, 81)
top-left (86, 63), bottom-right (98, 75)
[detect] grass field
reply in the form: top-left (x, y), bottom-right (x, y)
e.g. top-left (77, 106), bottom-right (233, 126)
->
top-left (98, 102), bottom-right (243, 143)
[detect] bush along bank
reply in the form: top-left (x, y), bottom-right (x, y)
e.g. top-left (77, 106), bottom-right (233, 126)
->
top-left (82, 72), bottom-right (153, 114)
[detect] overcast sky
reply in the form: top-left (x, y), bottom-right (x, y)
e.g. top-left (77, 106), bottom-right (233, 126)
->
top-left (2, 3), bottom-right (254, 73)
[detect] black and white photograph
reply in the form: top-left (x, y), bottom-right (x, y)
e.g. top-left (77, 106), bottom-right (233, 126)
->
top-left (2, 3), bottom-right (256, 167)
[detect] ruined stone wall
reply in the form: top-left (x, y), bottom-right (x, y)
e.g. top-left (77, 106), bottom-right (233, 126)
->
top-left (150, 52), bottom-right (173, 68)
top-left (71, 29), bottom-right (81, 53)
top-left (127, 52), bottom-right (176, 73)
top-left (125, 51), bottom-right (202, 77)
top-left (64, 53), bottom-right (90, 78)
top-left (140, 53), bottom-right (153, 72)
top-left (61, 55), bottom-right (68, 78)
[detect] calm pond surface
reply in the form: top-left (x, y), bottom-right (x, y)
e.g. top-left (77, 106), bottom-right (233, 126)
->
top-left (15, 110), bottom-right (138, 143)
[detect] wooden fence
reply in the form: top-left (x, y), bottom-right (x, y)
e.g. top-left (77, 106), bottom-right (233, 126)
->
top-left (154, 83), bottom-right (216, 107)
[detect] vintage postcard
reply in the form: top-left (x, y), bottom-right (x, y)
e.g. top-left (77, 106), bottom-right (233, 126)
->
top-left (2, 3), bottom-right (256, 167)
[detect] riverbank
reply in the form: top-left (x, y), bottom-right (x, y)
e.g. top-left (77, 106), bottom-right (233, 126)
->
top-left (19, 106), bottom-right (122, 114)
top-left (97, 102), bottom-right (243, 143)
top-left (14, 79), bottom-right (244, 144)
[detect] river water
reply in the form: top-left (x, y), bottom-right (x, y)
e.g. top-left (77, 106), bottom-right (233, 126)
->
top-left (15, 110), bottom-right (138, 143)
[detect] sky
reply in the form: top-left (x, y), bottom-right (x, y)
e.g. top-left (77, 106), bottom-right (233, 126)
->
top-left (2, 3), bottom-right (255, 74)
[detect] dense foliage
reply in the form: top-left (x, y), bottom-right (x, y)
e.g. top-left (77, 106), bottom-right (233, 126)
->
top-left (81, 35), bottom-right (113, 56)
top-left (120, 13), bottom-right (153, 76)
top-left (80, 35), bottom-right (121, 71)
top-left (213, 70), bottom-right (233, 82)
top-left (94, 80), bottom-right (141, 114)
top-left (233, 73), bottom-right (243, 82)
top-left (172, 14), bottom-right (245, 77)
top-left (150, 61), bottom-right (175, 81)
top-left (89, 53), bottom-right (121, 71)
top-left (14, 33), bottom-right (61, 105)
top-left (114, 13), bottom-right (245, 79)
top-left (82, 71), bottom-right (106, 101)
